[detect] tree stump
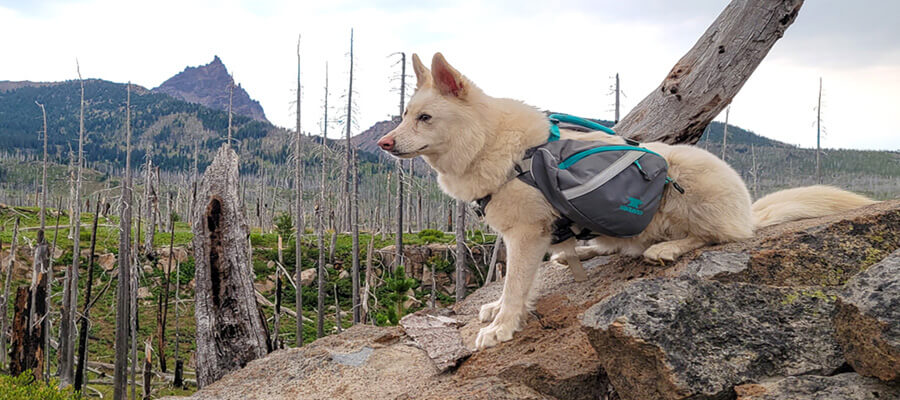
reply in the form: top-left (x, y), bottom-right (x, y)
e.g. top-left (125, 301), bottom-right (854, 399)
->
top-left (9, 284), bottom-right (45, 381)
top-left (192, 145), bottom-right (270, 388)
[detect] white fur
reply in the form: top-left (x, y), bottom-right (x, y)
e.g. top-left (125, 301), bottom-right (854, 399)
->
top-left (378, 53), bottom-right (877, 349)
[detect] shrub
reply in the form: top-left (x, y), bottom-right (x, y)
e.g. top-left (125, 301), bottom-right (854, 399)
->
top-left (0, 372), bottom-right (76, 400)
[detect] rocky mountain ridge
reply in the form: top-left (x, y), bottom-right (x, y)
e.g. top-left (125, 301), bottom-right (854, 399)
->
top-left (153, 56), bottom-right (268, 122)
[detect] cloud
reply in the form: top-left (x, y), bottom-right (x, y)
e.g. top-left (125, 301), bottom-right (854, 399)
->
top-left (0, 0), bottom-right (897, 150)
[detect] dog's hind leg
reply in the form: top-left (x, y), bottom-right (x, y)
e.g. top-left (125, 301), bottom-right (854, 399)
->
top-left (642, 236), bottom-right (707, 262)
top-left (475, 227), bottom-right (550, 349)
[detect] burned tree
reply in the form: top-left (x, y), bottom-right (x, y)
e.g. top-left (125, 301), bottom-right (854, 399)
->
top-left (114, 82), bottom-right (134, 400)
top-left (192, 145), bottom-right (270, 387)
top-left (615, 0), bottom-right (803, 144)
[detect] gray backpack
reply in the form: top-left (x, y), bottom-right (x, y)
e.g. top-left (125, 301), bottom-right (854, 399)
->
top-left (513, 114), bottom-right (682, 243)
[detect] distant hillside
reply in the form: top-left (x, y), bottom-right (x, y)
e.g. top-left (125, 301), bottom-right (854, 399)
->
top-left (153, 56), bottom-right (268, 122)
top-left (0, 78), bottom-right (277, 172)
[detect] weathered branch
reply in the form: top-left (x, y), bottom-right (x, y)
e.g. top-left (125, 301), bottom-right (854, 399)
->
top-left (615, 0), bottom-right (804, 144)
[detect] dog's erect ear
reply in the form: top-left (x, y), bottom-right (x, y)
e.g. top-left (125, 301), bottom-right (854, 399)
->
top-left (412, 53), bottom-right (432, 89)
top-left (431, 52), bottom-right (467, 99)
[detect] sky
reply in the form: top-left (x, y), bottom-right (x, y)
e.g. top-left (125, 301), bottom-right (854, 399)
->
top-left (1, 0), bottom-right (899, 150)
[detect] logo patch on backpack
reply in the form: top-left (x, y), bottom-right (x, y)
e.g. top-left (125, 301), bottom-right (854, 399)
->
top-left (619, 197), bottom-right (644, 215)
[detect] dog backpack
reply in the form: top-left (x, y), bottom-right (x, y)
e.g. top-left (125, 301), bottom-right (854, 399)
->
top-left (514, 114), bottom-right (681, 243)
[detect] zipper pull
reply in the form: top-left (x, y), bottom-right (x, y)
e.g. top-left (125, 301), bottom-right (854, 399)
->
top-left (665, 177), bottom-right (685, 194)
top-left (634, 160), bottom-right (651, 181)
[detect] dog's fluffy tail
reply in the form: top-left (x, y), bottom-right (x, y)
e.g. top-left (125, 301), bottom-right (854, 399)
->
top-left (752, 185), bottom-right (877, 229)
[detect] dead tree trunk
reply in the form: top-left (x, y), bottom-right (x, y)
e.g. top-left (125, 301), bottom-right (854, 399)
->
top-left (60, 62), bottom-right (86, 386)
top-left (362, 234), bottom-right (374, 324)
top-left (1, 217), bottom-right (20, 369)
top-left (485, 234), bottom-right (503, 285)
top-left (343, 28), bottom-right (354, 232)
top-left (455, 200), bottom-right (466, 302)
top-left (74, 198), bottom-right (101, 392)
top-left (9, 284), bottom-right (45, 380)
top-left (192, 145), bottom-right (270, 388)
top-left (113, 82), bottom-right (133, 400)
top-left (36, 101), bottom-right (48, 231)
top-left (614, 0), bottom-right (803, 144)
top-left (142, 340), bottom-right (152, 400)
top-left (351, 147), bottom-right (360, 324)
top-left (294, 34), bottom-right (305, 348)
top-left (29, 229), bottom-right (50, 380)
top-left (274, 235), bottom-right (283, 349)
top-left (156, 209), bottom-right (174, 372)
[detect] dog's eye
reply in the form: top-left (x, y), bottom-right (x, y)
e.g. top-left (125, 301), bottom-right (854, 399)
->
top-left (417, 113), bottom-right (432, 122)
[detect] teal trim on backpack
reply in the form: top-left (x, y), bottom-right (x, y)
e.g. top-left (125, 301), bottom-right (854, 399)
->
top-left (559, 146), bottom-right (663, 170)
top-left (549, 123), bottom-right (561, 142)
top-left (549, 113), bottom-right (617, 136)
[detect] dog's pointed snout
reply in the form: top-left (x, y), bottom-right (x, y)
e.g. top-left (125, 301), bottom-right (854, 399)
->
top-left (377, 135), bottom-right (394, 151)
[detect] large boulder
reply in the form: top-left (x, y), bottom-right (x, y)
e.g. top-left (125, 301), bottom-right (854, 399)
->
top-left (834, 249), bottom-right (900, 382)
top-left (580, 277), bottom-right (843, 400)
top-left (734, 372), bottom-right (900, 400)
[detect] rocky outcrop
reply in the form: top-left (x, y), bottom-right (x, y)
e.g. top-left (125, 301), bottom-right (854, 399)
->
top-left (153, 56), bottom-right (268, 122)
top-left (834, 249), bottom-right (900, 382)
top-left (581, 277), bottom-right (843, 400)
top-left (734, 373), bottom-right (900, 400)
top-left (169, 200), bottom-right (900, 400)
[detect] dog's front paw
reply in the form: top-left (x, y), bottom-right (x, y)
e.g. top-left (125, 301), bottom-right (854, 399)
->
top-left (479, 299), bottom-right (502, 323)
top-left (643, 242), bottom-right (680, 262)
top-left (475, 321), bottom-right (516, 349)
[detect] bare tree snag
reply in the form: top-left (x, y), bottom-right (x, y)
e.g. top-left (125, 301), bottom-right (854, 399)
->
top-left (1, 217), bottom-right (19, 369)
top-left (156, 209), bottom-right (174, 372)
top-left (455, 200), bottom-right (466, 302)
top-left (9, 284), bottom-right (45, 380)
top-left (114, 82), bottom-right (133, 400)
top-left (74, 198), bottom-right (101, 392)
top-left (295, 34), bottom-right (305, 348)
top-left (192, 145), bottom-right (270, 388)
top-left (142, 340), bottom-right (152, 400)
top-left (614, 0), bottom-right (804, 144)
top-left (35, 101), bottom-right (48, 230)
top-left (60, 61), bottom-right (86, 386)
top-left (351, 147), bottom-right (360, 324)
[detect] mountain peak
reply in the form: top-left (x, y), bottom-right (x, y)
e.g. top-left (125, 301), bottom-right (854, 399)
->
top-left (153, 56), bottom-right (267, 122)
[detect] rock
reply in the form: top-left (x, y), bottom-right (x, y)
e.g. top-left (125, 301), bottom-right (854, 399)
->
top-left (299, 268), bottom-right (316, 286)
top-left (338, 270), bottom-right (349, 280)
top-left (402, 289), bottom-right (421, 311)
top-left (734, 372), bottom-right (900, 400)
top-left (681, 251), bottom-right (749, 278)
top-left (581, 277), bottom-right (843, 400)
top-left (97, 253), bottom-right (117, 271)
top-left (400, 309), bottom-right (471, 371)
top-left (158, 246), bottom-right (189, 274)
top-left (153, 56), bottom-right (268, 122)
top-left (142, 264), bottom-right (153, 274)
top-left (137, 286), bottom-right (152, 299)
top-left (834, 249), bottom-right (900, 382)
top-left (254, 277), bottom-right (275, 293)
top-left (692, 205), bottom-right (900, 286)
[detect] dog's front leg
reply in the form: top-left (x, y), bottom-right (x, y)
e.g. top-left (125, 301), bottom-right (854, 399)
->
top-left (475, 227), bottom-right (549, 349)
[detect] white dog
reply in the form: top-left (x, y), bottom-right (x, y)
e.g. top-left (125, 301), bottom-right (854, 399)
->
top-left (376, 53), bottom-right (876, 349)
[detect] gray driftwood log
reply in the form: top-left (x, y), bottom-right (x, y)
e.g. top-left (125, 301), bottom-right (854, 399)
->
top-left (192, 145), bottom-right (270, 388)
top-left (615, 0), bottom-right (803, 144)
